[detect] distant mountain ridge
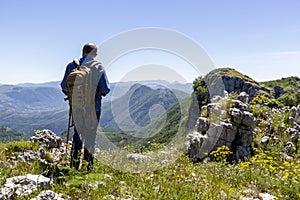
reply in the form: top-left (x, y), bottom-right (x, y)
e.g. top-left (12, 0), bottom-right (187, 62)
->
top-left (0, 82), bottom-right (190, 136)
top-left (0, 125), bottom-right (26, 142)
top-left (100, 83), bottom-right (189, 131)
top-left (0, 80), bottom-right (192, 112)
top-left (0, 85), bottom-right (67, 112)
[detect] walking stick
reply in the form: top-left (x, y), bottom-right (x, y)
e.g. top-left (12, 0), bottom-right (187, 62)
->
top-left (66, 108), bottom-right (72, 145)
top-left (64, 97), bottom-right (72, 147)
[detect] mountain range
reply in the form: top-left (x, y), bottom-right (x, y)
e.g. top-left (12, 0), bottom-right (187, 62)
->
top-left (0, 81), bottom-right (191, 138)
top-left (1, 69), bottom-right (299, 142)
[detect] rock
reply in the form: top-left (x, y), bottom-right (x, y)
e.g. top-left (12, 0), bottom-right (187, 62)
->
top-left (127, 154), bottom-right (152, 163)
top-left (274, 85), bottom-right (287, 98)
top-left (286, 128), bottom-right (299, 144)
top-left (284, 141), bottom-right (296, 154)
top-left (206, 123), bottom-right (222, 138)
top-left (258, 192), bottom-right (276, 200)
top-left (186, 93), bottom-right (257, 162)
top-left (31, 129), bottom-right (62, 149)
top-left (223, 122), bottom-right (237, 143)
top-left (235, 146), bottom-right (251, 161)
top-left (229, 108), bottom-right (242, 124)
top-left (10, 145), bottom-right (67, 167)
top-left (0, 174), bottom-right (50, 199)
top-left (195, 117), bottom-right (209, 132)
top-left (231, 99), bottom-right (250, 111)
top-left (237, 92), bottom-right (250, 104)
top-left (291, 105), bottom-right (300, 124)
top-left (287, 116), bottom-right (295, 126)
top-left (220, 190), bottom-right (227, 200)
top-left (260, 136), bottom-right (270, 148)
top-left (186, 132), bottom-right (206, 162)
top-left (88, 181), bottom-right (106, 190)
top-left (281, 152), bottom-right (293, 161)
top-left (105, 174), bottom-right (113, 181)
top-left (242, 111), bottom-right (256, 128)
top-left (31, 190), bottom-right (70, 200)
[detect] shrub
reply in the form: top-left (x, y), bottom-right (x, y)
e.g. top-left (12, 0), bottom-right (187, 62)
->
top-left (193, 76), bottom-right (209, 107)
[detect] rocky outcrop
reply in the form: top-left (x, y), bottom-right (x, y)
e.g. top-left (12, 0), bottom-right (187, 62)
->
top-left (0, 174), bottom-right (50, 199)
top-left (0, 130), bottom-right (70, 199)
top-left (186, 92), bottom-right (256, 162)
top-left (204, 68), bottom-right (270, 100)
top-left (9, 130), bottom-right (68, 167)
top-left (31, 129), bottom-right (62, 149)
top-left (284, 105), bottom-right (300, 156)
top-left (258, 105), bottom-right (300, 160)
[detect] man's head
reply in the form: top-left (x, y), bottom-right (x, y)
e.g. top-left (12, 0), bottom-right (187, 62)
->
top-left (82, 43), bottom-right (97, 58)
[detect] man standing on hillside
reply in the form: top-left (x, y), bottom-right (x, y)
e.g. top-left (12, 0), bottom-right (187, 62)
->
top-left (61, 43), bottom-right (110, 171)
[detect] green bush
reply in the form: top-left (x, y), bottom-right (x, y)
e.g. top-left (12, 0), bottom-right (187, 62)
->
top-left (278, 93), bottom-right (300, 107)
top-left (193, 76), bottom-right (209, 107)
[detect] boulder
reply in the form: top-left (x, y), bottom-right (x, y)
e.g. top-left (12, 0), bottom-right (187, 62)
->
top-left (274, 85), bottom-right (287, 98)
top-left (229, 108), bottom-right (242, 124)
top-left (31, 129), bottom-right (62, 149)
top-left (195, 117), bottom-right (208, 132)
top-left (186, 92), bottom-right (257, 162)
top-left (186, 132), bottom-right (206, 162)
top-left (0, 174), bottom-right (50, 199)
top-left (237, 92), bottom-right (249, 104)
top-left (242, 111), bottom-right (256, 128)
top-left (284, 141), bottom-right (296, 154)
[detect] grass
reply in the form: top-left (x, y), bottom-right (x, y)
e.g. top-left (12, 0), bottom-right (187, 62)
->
top-left (0, 138), bottom-right (299, 199)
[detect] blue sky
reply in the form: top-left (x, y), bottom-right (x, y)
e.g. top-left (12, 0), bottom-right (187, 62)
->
top-left (0, 0), bottom-right (299, 84)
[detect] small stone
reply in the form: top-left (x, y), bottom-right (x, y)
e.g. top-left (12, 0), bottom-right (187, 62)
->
top-left (127, 154), bottom-right (152, 163)
top-left (258, 192), bottom-right (276, 200)
top-left (260, 136), bottom-right (270, 148)
top-left (119, 181), bottom-right (126, 185)
top-left (220, 190), bottom-right (227, 200)
top-left (105, 174), bottom-right (112, 181)
top-left (281, 153), bottom-right (294, 161)
top-left (284, 141), bottom-right (296, 154)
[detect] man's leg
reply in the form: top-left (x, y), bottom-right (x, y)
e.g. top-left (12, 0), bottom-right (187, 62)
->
top-left (84, 108), bottom-right (101, 171)
top-left (70, 128), bottom-right (82, 170)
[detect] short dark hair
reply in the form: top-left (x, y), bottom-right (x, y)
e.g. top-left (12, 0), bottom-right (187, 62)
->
top-left (82, 43), bottom-right (97, 56)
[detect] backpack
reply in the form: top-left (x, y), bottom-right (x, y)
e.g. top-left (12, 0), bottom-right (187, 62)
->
top-left (66, 59), bottom-right (100, 109)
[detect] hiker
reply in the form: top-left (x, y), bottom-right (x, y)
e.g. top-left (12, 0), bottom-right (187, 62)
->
top-left (60, 43), bottom-right (110, 171)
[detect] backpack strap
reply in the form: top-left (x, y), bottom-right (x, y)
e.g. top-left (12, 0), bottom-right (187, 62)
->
top-left (73, 59), bottom-right (80, 69)
top-left (90, 61), bottom-right (101, 68)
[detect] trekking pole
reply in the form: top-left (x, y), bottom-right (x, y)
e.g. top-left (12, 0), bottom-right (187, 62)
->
top-left (64, 97), bottom-right (72, 148)
top-left (66, 108), bottom-right (72, 145)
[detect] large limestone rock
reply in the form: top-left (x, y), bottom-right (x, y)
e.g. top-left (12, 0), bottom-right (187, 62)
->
top-left (31, 129), bottom-right (62, 149)
top-left (186, 93), bottom-right (257, 162)
top-left (10, 130), bottom-right (68, 167)
top-left (0, 174), bottom-right (50, 199)
top-left (204, 68), bottom-right (270, 100)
